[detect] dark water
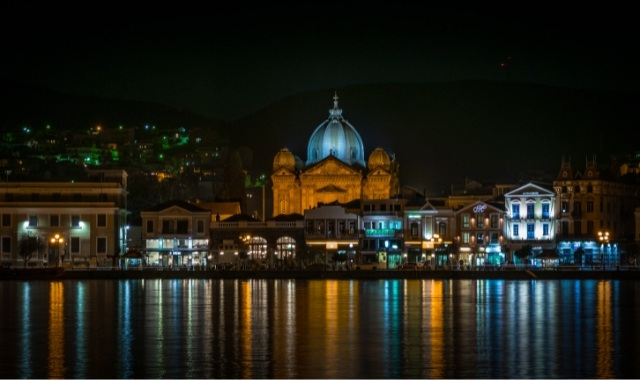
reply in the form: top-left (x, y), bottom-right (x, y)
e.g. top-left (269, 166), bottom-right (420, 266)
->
top-left (1, 278), bottom-right (639, 379)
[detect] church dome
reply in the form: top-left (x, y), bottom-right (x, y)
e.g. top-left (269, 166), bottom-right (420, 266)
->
top-left (273, 147), bottom-right (296, 172)
top-left (306, 93), bottom-right (366, 167)
top-left (367, 147), bottom-right (391, 171)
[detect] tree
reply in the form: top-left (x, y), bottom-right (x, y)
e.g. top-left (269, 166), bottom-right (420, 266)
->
top-left (625, 241), bottom-right (640, 266)
top-left (332, 252), bottom-right (348, 269)
top-left (514, 244), bottom-right (533, 265)
top-left (18, 234), bottom-right (45, 268)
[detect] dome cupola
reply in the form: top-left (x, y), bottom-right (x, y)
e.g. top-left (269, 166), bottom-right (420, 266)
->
top-left (367, 147), bottom-right (391, 171)
top-left (273, 147), bottom-right (296, 172)
top-left (306, 93), bottom-right (366, 167)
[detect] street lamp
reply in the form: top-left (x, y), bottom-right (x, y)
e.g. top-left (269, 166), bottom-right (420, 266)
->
top-left (50, 234), bottom-right (64, 267)
top-left (239, 234), bottom-right (251, 270)
top-left (431, 233), bottom-right (442, 269)
top-left (598, 231), bottom-right (609, 270)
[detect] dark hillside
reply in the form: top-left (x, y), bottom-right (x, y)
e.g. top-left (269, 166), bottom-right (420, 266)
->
top-left (0, 79), bottom-right (230, 132)
top-left (2, 79), bottom-right (638, 195)
top-left (234, 81), bottom-right (640, 194)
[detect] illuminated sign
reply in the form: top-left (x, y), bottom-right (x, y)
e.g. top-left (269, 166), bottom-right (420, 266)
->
top-left (365, 229), bottom-right (395, 236)
top-left (473, 204), bottom-right (487, 213)
top-left (523, 192), bottom-right (539, 195)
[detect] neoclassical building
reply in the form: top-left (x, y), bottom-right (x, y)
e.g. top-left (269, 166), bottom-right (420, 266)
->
top-left (271, 93), bottom-right (400, 216)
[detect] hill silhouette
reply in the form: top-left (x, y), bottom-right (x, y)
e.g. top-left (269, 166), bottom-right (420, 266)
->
top-left (2, 79), bottom-right (639, 195)
top-left (235, 81), bottom-right (640, 194)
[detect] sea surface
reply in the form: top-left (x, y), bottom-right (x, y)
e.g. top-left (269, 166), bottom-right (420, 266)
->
top-left (1, 278), bottom-right (639, 379)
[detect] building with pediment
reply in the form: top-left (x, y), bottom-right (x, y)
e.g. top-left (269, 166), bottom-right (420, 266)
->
top-left (271, 93), bottom-right (400, 217)
top-left (503, 182), bottom-right (557, 262)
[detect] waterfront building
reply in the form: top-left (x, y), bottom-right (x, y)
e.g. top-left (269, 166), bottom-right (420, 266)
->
top-left (0, 169), bottom-right (128, 268)
top-left (210, 212), bottom-right (305, 269)
top-left (454, 200), bottom-right (506, 267)
top-left (553, 156), bottom-right (640, 267)
top-left (503, 181), bottom-right (557, 263)
top-left (271, 93), bottom-right (400, 217)
top-left (140, 200), bottom-right (211, 268)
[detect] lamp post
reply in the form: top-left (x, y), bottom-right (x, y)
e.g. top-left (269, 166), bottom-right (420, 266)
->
top-left (431, 233), bottom-right (442, 269)
top-left (50, 234), bottom-right (64, 267)
top-left (239, 234), bottom-right (251, 270)
top-left (598, 231), bottom-right (609, 270)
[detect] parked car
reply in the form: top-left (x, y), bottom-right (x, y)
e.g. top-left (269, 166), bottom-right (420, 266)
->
top-left (354, 262), bottom-right (378, 270)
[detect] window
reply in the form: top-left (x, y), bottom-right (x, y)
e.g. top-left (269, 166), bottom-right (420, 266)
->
top-left (476, 215), bottom-right (484, 228)
top-left (587, 201), bottom-right (594, 213)
top-left (1, 214), bottom-right (10, 227)
top-left (71, 215), bottom-right (80, 227)
top-left (177, 220), bottom-right (189, 234)
top-left (411, 222), bottom-right (418, 237)
top-left (29, 215), bottom-right (38, 227)
top-left (462, 214), bottom-right (470, 228)
top-left (162, 220), bottom-right (172, 234)
top-left (348, 221), bottom-right (355, 234)
top-left (338, 221), bottom-right (346, 234)
top-left (438, 222), bottom-right (446, 237)
top-left (490, 214), bottom-right (499, 229)
top-left (146, 220), bottom-right (154, 233)
top-left (511, 204), bottom-right (520, 219)
top-left (573, 202), bottom-right (581, 212)
top-left (562, 201), bottom-right (569, 213)
top-left (197, 220), bottom-right (204, 234)
top-left (70, 237), bottom-right (80, 253)
top-left (587, 220), bottom-right (594, 236)
top-left (526, 203), bottom-right (534, 218)
top-left (97, 237), bottom-right (107, 254)
top-left (1, 237), bottom-right (10, 253)
top-left (306, 221), bottom-right (314, 234)
top-left (327, 221), bottom-right (334, 236)
top-left (513, 224), bottom-right (519, 237)
top-left (543, 224), bottom-right (549, 236)
top-left (542, 203), bottom-right (550, 219)
top-left (316, 221), bottom-right (325, 235)
top-left (490, 232), bottom-right (499, 244)
top-left (527, 224), bottom-right (534, 239)
top-left (50, 215), bottom-right (59, 227)
top-left (575, 221), bottom-right (582, 235)
top-left (476, 232), bottom-right (485, 244)
top-left (97, 214), bottom-right (107, 227)
top-left (462, 232), bottom-right (470, 244)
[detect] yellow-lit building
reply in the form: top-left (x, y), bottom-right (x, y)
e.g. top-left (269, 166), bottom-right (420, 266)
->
top-left (271, 93), bottom-right (400, 217)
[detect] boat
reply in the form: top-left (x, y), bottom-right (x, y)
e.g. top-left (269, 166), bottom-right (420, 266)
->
top-left (0, 266), bottom-right (65, 280)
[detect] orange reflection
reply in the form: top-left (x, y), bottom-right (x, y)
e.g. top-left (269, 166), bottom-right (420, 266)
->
top-left (48, 282), bottom-right (65, 378)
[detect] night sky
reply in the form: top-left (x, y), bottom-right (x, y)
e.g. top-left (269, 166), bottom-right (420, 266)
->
top-left (2, 5), bottom-right (638, 121)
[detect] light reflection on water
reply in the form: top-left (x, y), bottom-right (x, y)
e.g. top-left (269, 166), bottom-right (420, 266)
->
top-left (1, 278), bottom-right (639, 379)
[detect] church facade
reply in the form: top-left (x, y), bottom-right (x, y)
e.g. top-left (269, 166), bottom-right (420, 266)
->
top-left (271, 94), bottom-right (400, 216)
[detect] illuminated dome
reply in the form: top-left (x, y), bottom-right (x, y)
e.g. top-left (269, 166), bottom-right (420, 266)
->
top-left (367, 147), bottom-right (391, 171)
top-left (306, 93), bottom-right (366, 167)
top-left (273, 147), bottom-right (296, 172)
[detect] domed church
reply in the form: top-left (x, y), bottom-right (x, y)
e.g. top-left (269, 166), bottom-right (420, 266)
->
top-left (271, 93), bottom-right (400, 216)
